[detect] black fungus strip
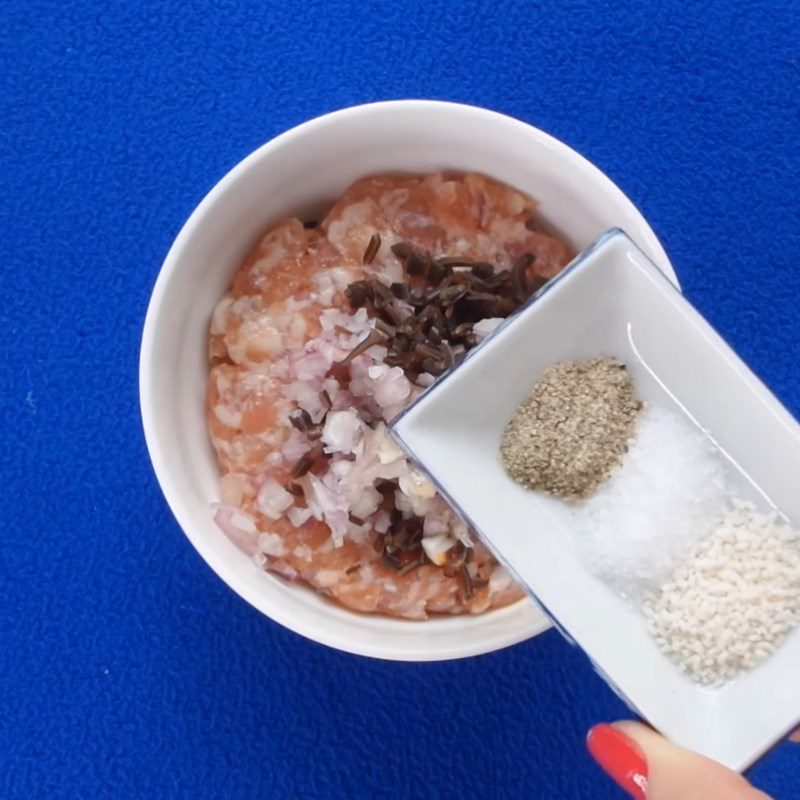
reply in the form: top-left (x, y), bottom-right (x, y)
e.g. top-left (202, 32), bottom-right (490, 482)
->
top-left (459, 564), bottom-right (474, 601)
top-left (382, 549), bottom-right (402, 570)
top-left (372, 281), bottom-right (394, 304)
top-left (390, 282), bottom-right (411, 301)
top-left (510, 252), bottom-right (535, 303)
top-left (289, 408), bottom-right (313, 432)
top-left (397, 556), bottom-right (424, 576)
top-left (345, 280), bottom-right (372, 308)
top-left (305, 425), bottom-right (323, 440)
top-left (374, 318), bottom-right (397, 337)
top-left (290, 454), bottom-right (313, 478)
top-left (390, 242), bottom-right (416, 260)
top-left (338, 329), bottom-right (387, 366)
top-left (426, 259), bottom-right (447, 285)
top-left (436, 256), bottom-right (491, 269)
top-left (362, 233), bottom-right (382, 265)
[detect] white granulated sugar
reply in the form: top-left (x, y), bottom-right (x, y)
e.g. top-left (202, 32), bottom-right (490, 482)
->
top-left (643, 502), bottom-right (800, 686)
top-left (572, 406), bottom-right (726, 601)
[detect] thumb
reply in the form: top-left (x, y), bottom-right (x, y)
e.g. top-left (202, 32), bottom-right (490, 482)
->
top-left (587, 721), bottom-right (772, 799)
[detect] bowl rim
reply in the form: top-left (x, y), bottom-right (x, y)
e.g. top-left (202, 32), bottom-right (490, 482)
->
top-left (139, 99), bottom-right (676, 660)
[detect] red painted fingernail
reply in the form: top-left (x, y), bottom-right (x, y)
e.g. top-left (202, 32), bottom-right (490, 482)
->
top-left (587, 724), bottom-right (649, 800)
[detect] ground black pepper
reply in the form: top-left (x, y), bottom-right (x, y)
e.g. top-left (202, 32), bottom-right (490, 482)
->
top-left (500, 357), bottom-right (642, 502)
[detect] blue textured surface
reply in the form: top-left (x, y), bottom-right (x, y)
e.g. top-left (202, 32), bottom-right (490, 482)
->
top-left (1, 1), bottom-right (799, 797)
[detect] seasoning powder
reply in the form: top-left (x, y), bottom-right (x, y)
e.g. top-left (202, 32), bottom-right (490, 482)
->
top-left (500, 357), bottom-right (642, 502)
top-left (643, 501), bottom-right (800, 686)
top-left (571, 405), bottom-right (726, 601)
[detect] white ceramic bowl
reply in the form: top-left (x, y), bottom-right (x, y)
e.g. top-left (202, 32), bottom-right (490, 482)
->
top-left (140, 100), bottom-right (677, 661)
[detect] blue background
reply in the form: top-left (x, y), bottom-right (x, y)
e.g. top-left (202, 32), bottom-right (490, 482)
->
top-left (2, 1), bottom-right (799, 797)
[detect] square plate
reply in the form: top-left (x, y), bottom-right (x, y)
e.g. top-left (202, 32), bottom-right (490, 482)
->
top-left (391, 229), bottom-right (800, 770)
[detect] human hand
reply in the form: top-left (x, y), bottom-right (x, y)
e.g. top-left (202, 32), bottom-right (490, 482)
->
top-left (586, 721), bottom-right (798, 799)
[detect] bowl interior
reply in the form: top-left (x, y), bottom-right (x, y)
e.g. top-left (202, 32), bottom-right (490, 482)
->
top-left (140, 100), bottom-right (676, 660)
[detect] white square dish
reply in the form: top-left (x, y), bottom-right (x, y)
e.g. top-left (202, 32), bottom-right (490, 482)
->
top-left (390, 229), bottom-right (800, 770)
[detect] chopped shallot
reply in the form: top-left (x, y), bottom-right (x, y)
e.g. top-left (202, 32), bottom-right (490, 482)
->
top-left (473, 317), bottom-right (504, 340)
top-left (287, 506), bottom-right (313, 528)
top-left (293, 349), bottom-right (331, 381)
top-left (373, 366), bottom-right (411, 409)
top-left (257, 478), bottom-right (294, 519)
top-left (347, 485), bottom-right (382, 520)
top-left (373, 510), bottom-right (391, 534)
top-left (213, 503), bottom-right (259, 555)
top-left (282, 428), bottom-right (312, 461)
top-left (258, 532), bottom-right (287, 557)
top-left (322, 409), bottom-right (365, 454)
top-left (306, 473), bottom-right (349, 542)
top-left (422, 534), bottom-right (456, 566)
top-left (423, 503), bottom-right (452, 536)
top-left (377, 431), bottom-right (403, 464)
top-left (399, 470), bottom-right (436, 499)
top-left (489, 566), bottom-right (513, 595)
top-left (270, 560), bottom-right (299, 581)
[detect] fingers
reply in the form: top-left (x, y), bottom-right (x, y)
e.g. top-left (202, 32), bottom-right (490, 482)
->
top-left (587, 721), bottom-right (772, 800)
top-left (587, 724), bottom-right (648, 798)
top-left (791, 729), bottom-right (800, 744)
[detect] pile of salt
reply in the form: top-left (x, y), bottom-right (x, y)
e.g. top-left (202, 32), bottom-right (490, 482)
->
top-left (571, 406), bottom-right (727, 600)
